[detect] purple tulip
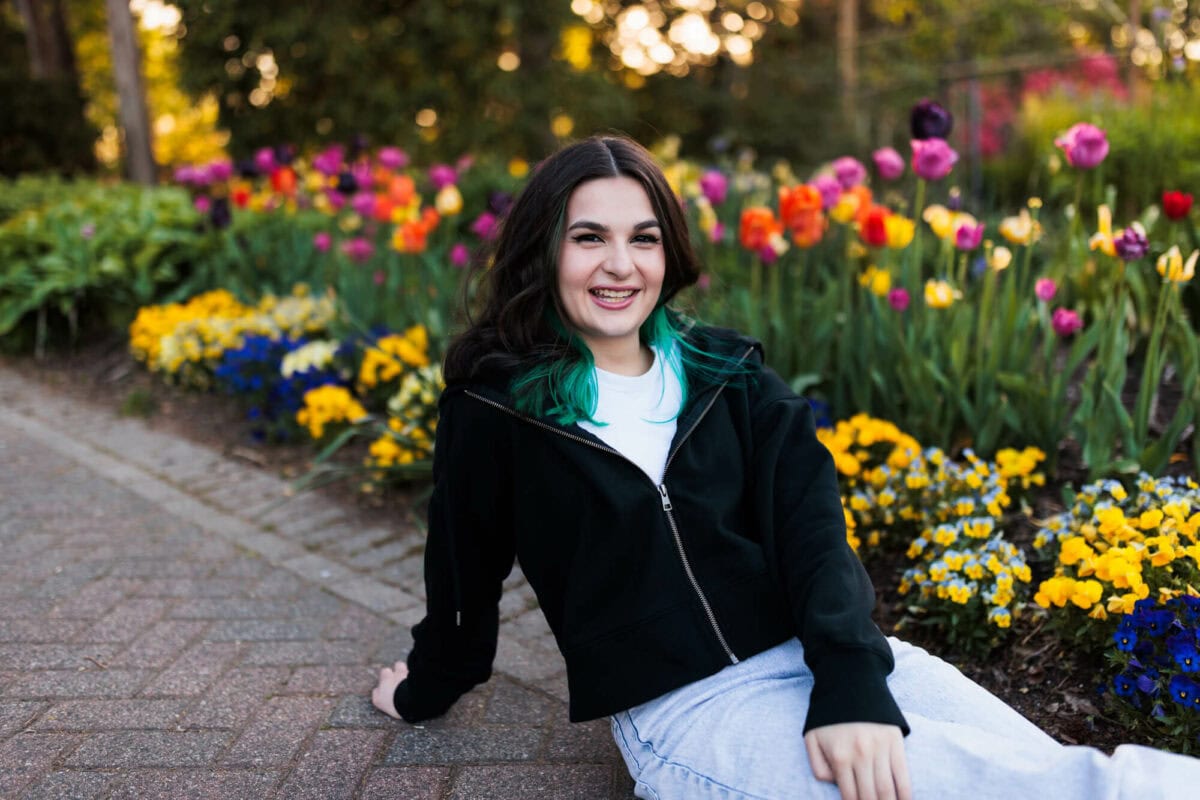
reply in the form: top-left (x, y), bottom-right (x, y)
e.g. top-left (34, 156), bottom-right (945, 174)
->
top-left (351, 161), bottom-right (373, 191)
top-left (208, 197), bottom-right (232, 229)
top-left (313, 232), bottom-right (332, 253)
top-left (700, 170), bottom-right (729, 205)
top-left (172, 165), bottom-right (196, 185)
top-left (488, 191), bottom-right (514, 216)
top-left (888, 288), bottom-right (911, 312)
top-left (377, 146), bottom-right (409, 170)
top-left (1035, 278), bottom-right (1057, 302)
top-left (429, 164), bottom-right (458, 191)
top-left (254, 147), bottom-right (276, 174)
top-left (955, 222), bottom-right (985, 251)
top-left (911, 99), bottom-right (954, 140)
top-left (813, 174), bottom-right (843, 210)
top-left (709, 221), bottom-right (726, 243)
top-left (324, 189), bottom-right (346, 211)
top-left (193, 195), bottom-right (212, 214)
top-left (759, 245), bottom-right (779, 265)
top-left (872, 147), bottom-right (905, 181)
top-left (471, 211), bottom-right (499, 240)
top-left (340, 237), bottom-right (375, 263)
top-left (911, 139), bottom-right (959, 181)
top-left (832, 156), bottom-right (867, 189)
top-left (208, 160), bottom-right (233, 182)
top-left (1054, 123), bottom-right (1109, 170)
top-left (1114, 224), bottom-right (1149, 261)
top-left (313, 146), bottom-right (345, 176)
top-left (1052, 308), bottom-right (1083, 337)
top-left (449, 242), bottom-right (471, 268)
top-left (351, 192), bottom-right (376, 217)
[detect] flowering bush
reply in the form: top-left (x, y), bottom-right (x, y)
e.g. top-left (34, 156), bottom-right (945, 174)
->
top-left (1033, 474), bottom-right (1200, 649)
top-left (818, 413), bottom-right (1045, 650)
top-left (1104, 597), bottom-right (1200, 753)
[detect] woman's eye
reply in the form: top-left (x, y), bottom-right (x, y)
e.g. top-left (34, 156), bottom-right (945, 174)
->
top-left (572, 233), bottom-right (602, 244)
top-left (633, 234), bottom-right (661, 245)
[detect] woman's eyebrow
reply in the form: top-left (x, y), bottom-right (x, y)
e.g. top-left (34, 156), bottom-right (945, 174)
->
top-left (565, 219), bottom-right (662, 232)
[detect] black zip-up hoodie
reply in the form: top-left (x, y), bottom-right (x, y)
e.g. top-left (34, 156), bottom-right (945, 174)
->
top-left (393, 325), bottom-right (909, 735)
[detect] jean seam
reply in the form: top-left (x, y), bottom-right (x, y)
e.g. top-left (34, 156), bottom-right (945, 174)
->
top-left (625, 710), bottom-right (774, 800)
top-left (613, 712), bottom-right (643, 773)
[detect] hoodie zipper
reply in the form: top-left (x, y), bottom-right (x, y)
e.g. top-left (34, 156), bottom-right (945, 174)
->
top-left (462, 344), bottom-right (754, 665)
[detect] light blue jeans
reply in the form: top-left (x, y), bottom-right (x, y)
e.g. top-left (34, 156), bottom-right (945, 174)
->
top-left (610, 637), bottom-right (1200, 799)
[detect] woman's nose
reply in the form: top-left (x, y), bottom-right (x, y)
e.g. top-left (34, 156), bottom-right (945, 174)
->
top-left (603, 244), bottom-right (635, 277)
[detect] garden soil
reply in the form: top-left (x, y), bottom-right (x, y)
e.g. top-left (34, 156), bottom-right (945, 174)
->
top-left (4, 335), bottom-right (1158, 756)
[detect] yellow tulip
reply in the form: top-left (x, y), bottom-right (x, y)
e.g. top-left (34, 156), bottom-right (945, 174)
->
top-left (508, 158), bottom-right (529, 178)
top-left (990, 245), bottom-right (1013, 271)
top-left (998, 209), bottom-right (1037, 245)
top-left (435, 185), bottom-right (463, 216)
top-left (924, 279), bottom-right (960, 309)
top-left (858, 265), bottom-right (892, 297)
top-left (884, 215), bottom-right (915, 249)
top-left (1156, 245), bottom-right (1198, 283)
top-left (922, 205), bottom-right (955, 239)
top-left (1088, 205), bottom-right (1116, 257)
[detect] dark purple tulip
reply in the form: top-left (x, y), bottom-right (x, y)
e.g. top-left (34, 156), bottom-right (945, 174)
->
top-left (1114, 224), bottom-right (1149, 261)
top-left (335, 171), bottom-right (358, 195)
top-left (236, 158), bottom-right (259, 178)
top-left (348, 133), bottom-right (369, 160)
top-left (911, 99), bottom-right (953, 141)
top-left (209, 197), bottom-right (232, 230)
top-left (273, 144), bottom-right (297, 165)
top-left (488, 191), bottom-right (514, 216)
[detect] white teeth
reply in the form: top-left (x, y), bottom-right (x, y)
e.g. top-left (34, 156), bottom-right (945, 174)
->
top-left (591, 289), bottom-right (635, 300)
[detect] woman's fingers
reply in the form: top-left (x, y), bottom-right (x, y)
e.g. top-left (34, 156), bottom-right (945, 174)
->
top-left (805, 733), bottom-right (834, 782)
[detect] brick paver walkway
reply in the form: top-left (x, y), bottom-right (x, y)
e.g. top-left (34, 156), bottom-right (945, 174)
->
top-left (0, 366), bottom-right (633, 799)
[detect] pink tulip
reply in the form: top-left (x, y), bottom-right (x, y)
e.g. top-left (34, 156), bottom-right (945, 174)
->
top-left (954, 222), bottom-right (985, 251)
top-left (341, 237), bottom-right (374, 263)
top-left (254, 147), bottom-right (276, 173)
top-left (449, 243), bottom-right (471, 268)
top-left (351, 192), bottom-right (376, 217)
top-left (1035, 278), bottom-right (1057, 302)
top-left (709, 220), bottom-right (726, 243)
top-left (193, 196), bottom-right (211, 214)
top-left (699, 170), bottom-right (728, 205)
top-left (208, 160), bottom-right (233, 181)
top-left (832, 156), bottom-right (867, 189)
top-left (471, 211), bottom-right (499, 240)
top-left (313, 232), bottom-right (332, 253)
top-left (872, 147), bottom-right (905, 181)
top-left (888, 287), bottom-right (911, 312)
top-left (911, 138), bottom-right (959, 181)
top-left (1051, 308), bottom-right (1083, 337)
top-left (1054, 123), bottom-right (1109, 170)
top-left (377, 146), bottom-right (409, 170)
top-left (812, 174), bottom-right (842, 210)
top-left (429, 164), bottom-right (458, 190)
top-left (697, 273), bottom-right (712, 291)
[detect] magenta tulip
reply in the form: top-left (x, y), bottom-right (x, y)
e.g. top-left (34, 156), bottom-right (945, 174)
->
top-left (832, 156), bottom-right (867, 190)
top-left (911, 138), bottom-right (959, 181)
top-left (813, 174), bottom-right (842, 210)
top-left (341, 237), bottom-right (374, 263)
top-left (429, 164), bottom-right (458, 190)
top-left (954, 222), bottom-right (985, 251)
top-left (699, 170), bottom-right (729, 205)
top-left (872, 147), bottom-right (905, 181)
top-left (1051, 308), bottom-right (1083, 337)
top-left (313, 232), bottom-right (332, 253)
top-left (1034, 278), bottom-right (1057, 302)
top-left (888, 287), bottom-right (911, 312)
top-left (377, 146), bottom-right (409, 170)
top-left (449, 242), bottom-right (471, 268)
top-left (1054, 123), bottom-right (1109, 170)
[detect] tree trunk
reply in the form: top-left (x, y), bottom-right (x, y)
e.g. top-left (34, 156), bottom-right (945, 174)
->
top-left (13, 0), bottom-right (78, 81)
top-left (837, 0), bottom-right (859, 144)
top-left (104, 0), bottom-right (156, 184)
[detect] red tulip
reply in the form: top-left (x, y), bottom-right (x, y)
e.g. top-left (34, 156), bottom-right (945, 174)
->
top-left (1163, 190), bottom-right (1194, 221)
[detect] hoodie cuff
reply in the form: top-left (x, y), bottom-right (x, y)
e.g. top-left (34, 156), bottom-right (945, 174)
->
top-left (393, 673), bottom-right (463, 724)
top-left (804, 650), bottom-right (910, 736)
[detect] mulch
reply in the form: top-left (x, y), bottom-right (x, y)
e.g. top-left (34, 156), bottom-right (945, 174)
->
top-left (4, 334), bottom-right (1168, 755)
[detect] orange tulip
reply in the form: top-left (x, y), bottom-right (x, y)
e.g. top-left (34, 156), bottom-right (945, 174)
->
top-left (779, 184), bottom-right (826, 248)
top-left (739, 207), bottom-right (782, 252)
top-left (388, 175), bottom-right (416, 206)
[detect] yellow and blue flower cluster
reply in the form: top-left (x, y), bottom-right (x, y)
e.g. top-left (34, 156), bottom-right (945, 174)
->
top-left (1033, 474), bottom-right (1200, 622)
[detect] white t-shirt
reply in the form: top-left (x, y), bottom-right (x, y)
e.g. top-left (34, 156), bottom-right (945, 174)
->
top-left (578, 345), bottom-right (683, 484)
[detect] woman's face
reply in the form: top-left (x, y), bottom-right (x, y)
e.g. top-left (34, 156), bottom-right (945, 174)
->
top-left (556, 176), bottom-right (665, 363)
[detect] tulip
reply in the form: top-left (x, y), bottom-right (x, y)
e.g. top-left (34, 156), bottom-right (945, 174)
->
top-left (1162, 190), bottom-right (1193, 221)
top-left (488, 191), bottom-right (514, 216)
top-left (990, 246), bottom-right (1013, 271)
top-left (1088, 205), bottom-right (1116, 257)
top-left (208, 160), bottom-right (233, 182)
top-left (739, 206), bottom-right (782, 252)
top-left (858, 265), bottom-right (892, 297)
top-left (832, 156), bottom-right (867, 189)
top-left (435, 185), bottom-right (464, 216)
top-left (508, 158), bottom-right (530, 178)
top-left (910, 99), bottom-right (953, 140)
top-left (254, 147), bottom-right (276, 174)
top-left (1054, 123), bottom-right (1109, 170)
top-left (209, 197), bottom-right (232, 230)
top-left (471, 211), bottom-right (499, 241)
top-left (884, 215), bottom-right (915, 249)
top-left (699, 170), bottom-right (729, 205)
top-left (1051, 308), bottom-right (1083, 337)
top-left (779, 184), bottom-right (826, 248)
top-left (697, 273), bottom-right (712, 291)
top-left (388, 175), bottom-right (416, 206)
top-left (80, 223), bottom-right (95, 239)
top-left (351, 192), bottom-right (376, 217)
top-left (377, 146), bottom-right (409, 170)
top-left (830, 185), bottom-right (871, 224)
top-left (313, 232), bottom-right (333, 253)
top-left (449, 242), bottom-right (471, 268)
top-left (911, 138), bottom-right (958, 181)
top-left (998, 209), bottom-right (1038, 245)
top-left (335, 171), bottom-right (359, 195)
top-left (709, 220), bottom-right (726, 244)
top-left (888, 287), bottom-right (910, 312)
top-left (193, 195), bottom-right (211, 214)
top-left (313, 146), bottom-right (345, 176)
top-left (341, 237), bottom-right (375, 263)
top-left (924, 279), bottom-right (960, 309)
top-left (1156, 245), bottom-right (1199, 283)
top-left (872, 147), bottom-right (905, 181)
top-left (1114, 223), bottom-right (1149, 261)
top-left (860, 206), bottom-right (890, 248)
top-left (429, 164), bottom-right (458, 190)
top-left (812, 174), bottom-right (842, 210)
top-left (954, 221), bottom-right (985, 251)
top-left (1035, 278), bottom-right (1057, 302)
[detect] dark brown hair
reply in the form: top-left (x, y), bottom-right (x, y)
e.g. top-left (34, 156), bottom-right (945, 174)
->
top-left (443, 135), bottom-right (702, 384)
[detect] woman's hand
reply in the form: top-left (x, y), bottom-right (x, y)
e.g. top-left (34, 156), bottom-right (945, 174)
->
top-left (803, 722), bottom-right (911, 800)
top-left (371, 660), bottom-right (409, 720)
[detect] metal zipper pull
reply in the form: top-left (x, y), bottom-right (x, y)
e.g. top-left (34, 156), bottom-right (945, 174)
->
top-left (657, 484), bottom-right (673, 511)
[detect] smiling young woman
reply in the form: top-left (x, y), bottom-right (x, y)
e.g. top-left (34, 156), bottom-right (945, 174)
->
top-left (369, 135), bottom-right (1200, 800)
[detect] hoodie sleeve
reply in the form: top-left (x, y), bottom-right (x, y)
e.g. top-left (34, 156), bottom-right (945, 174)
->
top-left (393, 391), bottom-right (515, 723)
top-left (749, 366), bottom-right (909, 736)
